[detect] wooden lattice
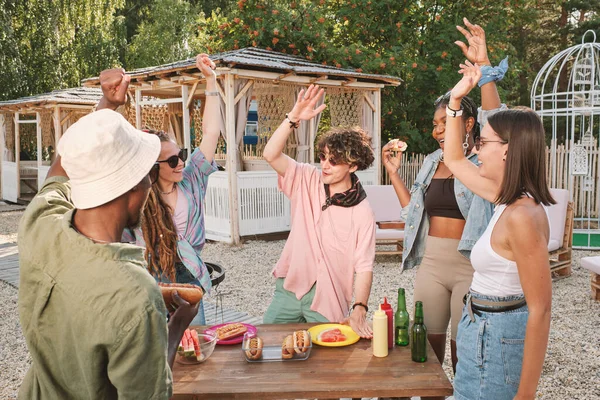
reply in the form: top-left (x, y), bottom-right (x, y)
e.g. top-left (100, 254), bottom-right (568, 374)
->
top-left (141, 104), bottom-right (168, 131)
top-left (192, 101), bottom-right (203, 148)
top-left (71, 111), bottom-right (90, 124)
top-left (40, 111), bottom-right (54, 148)
top-left (254, 81), bottom-right (297, 159)
top-left (328, 87), bottom-right (363, 128)
top-left (3, 113), bottom-right (14, 152)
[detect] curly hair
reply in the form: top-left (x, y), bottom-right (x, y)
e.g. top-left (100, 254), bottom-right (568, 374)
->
top-left (317, 127), bottom-right (374, 171)
top-left (141, 129), bottom-right (178, 281)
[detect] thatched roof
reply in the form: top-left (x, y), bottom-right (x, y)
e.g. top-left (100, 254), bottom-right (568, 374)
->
top-left (82, 47), bottom-right (401, 87)
top-left (0, 87), bottom-right (102, 111)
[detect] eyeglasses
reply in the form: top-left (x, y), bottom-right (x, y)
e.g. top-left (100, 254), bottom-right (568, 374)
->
top-left (474, 137), bottom-right (508, 151)
top-left (149, 162), bottom-right (160, 185)
top-left (318, 152), bottom-right (339, 166)
top-left (157, 149), bottom-right (188, 168)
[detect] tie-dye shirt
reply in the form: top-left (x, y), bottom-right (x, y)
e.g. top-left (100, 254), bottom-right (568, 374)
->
top-left (123, 148), bottom-right (218, 292)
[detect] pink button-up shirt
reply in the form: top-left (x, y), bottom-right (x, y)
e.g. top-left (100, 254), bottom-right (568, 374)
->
top-left (272, 159), bottom-right (376, 322)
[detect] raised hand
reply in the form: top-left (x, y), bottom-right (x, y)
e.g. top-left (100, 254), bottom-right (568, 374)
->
top-left (451, 60), bottom-right (482, 101)
top-left (287, 85), bottom-right (327, 122)
top-left (196, 53), bottom-right (216, 79)
top-left (98, 68), bottom-right (130, 110)
top-left (455, 18), bottom-right (491, 67)
top-left (382, 139), bottom-right (403, 173)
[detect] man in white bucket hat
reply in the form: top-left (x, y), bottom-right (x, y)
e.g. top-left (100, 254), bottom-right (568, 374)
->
top-left (17, 69), bottom-right (198, 399)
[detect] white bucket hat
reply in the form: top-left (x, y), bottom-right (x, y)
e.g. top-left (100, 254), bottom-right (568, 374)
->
top-left (58, 109), bottom-right (161, 209)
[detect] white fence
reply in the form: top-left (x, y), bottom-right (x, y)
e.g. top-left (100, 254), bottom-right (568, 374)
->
top-left (204, 166), bottom-right (379, 241)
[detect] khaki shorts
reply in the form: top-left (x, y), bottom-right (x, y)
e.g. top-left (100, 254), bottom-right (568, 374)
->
top-left (414, 235), bottom-right (474, 340)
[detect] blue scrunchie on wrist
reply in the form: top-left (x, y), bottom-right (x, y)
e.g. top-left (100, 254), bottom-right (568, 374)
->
top-left (478, 56), bottom-right (509, 87)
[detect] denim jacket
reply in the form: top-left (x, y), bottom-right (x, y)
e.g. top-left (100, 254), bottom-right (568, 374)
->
top-left (400, 148), bottom-right (494, 270)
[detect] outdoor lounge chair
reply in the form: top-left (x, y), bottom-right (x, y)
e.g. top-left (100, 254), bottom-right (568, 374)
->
top-left (548, 188), bottom-right (574, 277)
top-left (579, 257), bottom-right (600, 301)
top-left (364, 185), bottom-right (404, 256)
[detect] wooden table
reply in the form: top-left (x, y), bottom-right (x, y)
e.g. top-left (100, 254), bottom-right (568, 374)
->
top-left (172, 323), bottom-right (453, 399)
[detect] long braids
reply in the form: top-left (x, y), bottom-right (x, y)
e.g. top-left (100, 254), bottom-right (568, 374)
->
top-left (141, 129), bottom-right (179, 281)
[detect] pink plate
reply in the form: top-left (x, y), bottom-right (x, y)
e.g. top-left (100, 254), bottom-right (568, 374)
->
top-left (204, 323), bottom-right (257, 345)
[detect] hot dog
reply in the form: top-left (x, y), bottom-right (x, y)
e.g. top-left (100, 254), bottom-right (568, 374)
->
top-left (245, 336), bottom-right (263, 360)
top-left (282, 335), bottom-right (295, 359)
top-left (293, 330), bottom-right (310, 353)
top-left (215, 323), bottom-right (248, 340)
top-left (158, 282), bottom-right (204, 307)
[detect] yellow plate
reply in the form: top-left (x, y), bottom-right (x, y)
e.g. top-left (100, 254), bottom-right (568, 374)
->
top-left (308, 324), bottom-right (361, 347)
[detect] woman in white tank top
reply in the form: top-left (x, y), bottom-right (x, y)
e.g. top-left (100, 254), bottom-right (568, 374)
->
top-left (441, 60), bottom-right (555, 400)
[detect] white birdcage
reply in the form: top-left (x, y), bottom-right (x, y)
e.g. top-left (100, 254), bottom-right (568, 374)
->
top-left (531, 30), bottom-right (600, 248)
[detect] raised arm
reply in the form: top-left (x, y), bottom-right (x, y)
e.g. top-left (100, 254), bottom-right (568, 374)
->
top-left (196, 54), bottom-right (220, 163)
top-left (48, 68), bottom-right (131, 179)
top-left (382, 140), bottom-right (411, 208)
top-left (444, 62), bottom-right (499, 203)
top-left (263, 85), bottom-right (326, 176)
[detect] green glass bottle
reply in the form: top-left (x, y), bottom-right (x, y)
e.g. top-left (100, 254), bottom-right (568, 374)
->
top-left (394, 288), bottom-right (410, 346)
top-left (411, 301), bottom-right (427, 362)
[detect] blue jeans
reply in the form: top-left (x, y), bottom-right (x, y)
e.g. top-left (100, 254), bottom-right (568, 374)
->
top-left (454, 291), bottom-right (528, 400)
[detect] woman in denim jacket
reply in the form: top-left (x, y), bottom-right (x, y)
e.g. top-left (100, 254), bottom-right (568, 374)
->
top-left (382, 19), bottom-right (502, 373)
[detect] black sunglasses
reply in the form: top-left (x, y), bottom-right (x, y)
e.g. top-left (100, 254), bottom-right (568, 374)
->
top-left (149, 162), bottom-right (160, 185)
top-left (318, 152), bottom-right (339, 166)
top-left (157, 149), bottom-right (188, 168)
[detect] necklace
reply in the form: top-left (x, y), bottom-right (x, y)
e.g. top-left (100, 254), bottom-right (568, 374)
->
top-left (71, 224), bottom-right (112, 244)
top-left (159, 184), bottom-right (177, 195)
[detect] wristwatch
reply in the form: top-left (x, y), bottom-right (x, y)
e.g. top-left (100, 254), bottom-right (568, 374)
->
top-left (446, 105), bottom-right (463, 118)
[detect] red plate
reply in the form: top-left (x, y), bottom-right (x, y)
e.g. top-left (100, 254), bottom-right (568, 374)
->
top-left (204, 323), bottom-right (257, 345)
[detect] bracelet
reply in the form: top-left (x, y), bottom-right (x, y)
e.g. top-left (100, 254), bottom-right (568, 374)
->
top-left (285, 113), bottom-right (300, 129)
top-left (351, 302), bottom-right (368, 313)
top-left (205, 90), bottom-right (220, 96)
top-left (478, 56), bottom-right (509, 87)
top-left (446, 105), bottom-right (463, 118)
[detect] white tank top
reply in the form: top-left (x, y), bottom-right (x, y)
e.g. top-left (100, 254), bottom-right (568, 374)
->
top-left (470, 202), bottom-right (550, 296)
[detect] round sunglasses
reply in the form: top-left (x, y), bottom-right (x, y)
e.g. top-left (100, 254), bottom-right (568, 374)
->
top-left (318, 152), bottom-right (339, 166)
top-left (157, 149), bottom-right (188, 169)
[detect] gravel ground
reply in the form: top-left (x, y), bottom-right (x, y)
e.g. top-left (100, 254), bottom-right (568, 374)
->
top-left (1, 212), bottom-right (599, 399)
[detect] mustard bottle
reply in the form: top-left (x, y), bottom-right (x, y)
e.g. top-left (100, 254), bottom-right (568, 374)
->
top-left (372, 305), bottom-right (388, 357)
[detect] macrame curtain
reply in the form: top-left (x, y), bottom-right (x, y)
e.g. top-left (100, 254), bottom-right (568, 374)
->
top-left (362, 90), bottom-right (377, 152)
top-left (328, 87), bottom-right (363, 128)
top-left (40, 110), bottom-right (55, 161)
top-left (254, 81), bottom-right (296, 160)
top-left (2, 113), bottom-right (15, 162)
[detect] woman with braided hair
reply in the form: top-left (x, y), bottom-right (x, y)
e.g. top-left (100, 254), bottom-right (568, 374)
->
top-left (123, 53), bottom-right (221, 325)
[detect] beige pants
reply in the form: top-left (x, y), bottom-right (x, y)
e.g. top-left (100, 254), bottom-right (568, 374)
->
top-left (414, 235), bottom-right (474, 340)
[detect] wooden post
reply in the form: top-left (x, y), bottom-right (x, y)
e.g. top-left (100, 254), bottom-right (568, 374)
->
top-left (53, 106), bottom-right (61, 158)
top-left (225, 73), bottom-right (240, 244)
top-left (181, 85), bottom-right (191, 150)
top-left (373, 89), bottom-right (382, 184)
top-left (309, 118), bottom-right (316, 165)
top-left (36, 112), bottom-right (42, 173)
top-left (135, 89), bottom-right (142, 129)
top-left (14, 113), bottom-right (20, 199)
top-left (0, 113), bottom-right (4, 199)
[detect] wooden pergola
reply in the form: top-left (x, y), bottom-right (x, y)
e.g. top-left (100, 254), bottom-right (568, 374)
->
top-left (83, 48), bottom-right (402, 244)
top-left (0, 87), bottom-right (102, 203)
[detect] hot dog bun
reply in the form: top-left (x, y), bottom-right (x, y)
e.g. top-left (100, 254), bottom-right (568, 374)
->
top-left (293, 330), bottom-right (310, 353)
top-left (245, 336), bottom-right (263, 360)
top-left (282, 335), bottom-right (295, 359)
top-left (215, 323), bottom-right (248, 340)
top-left (158, 282), bottom-right (204, 307)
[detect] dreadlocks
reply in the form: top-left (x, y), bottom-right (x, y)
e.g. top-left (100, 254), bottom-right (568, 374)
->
top-left (141, 129), bottom-right (178, 281)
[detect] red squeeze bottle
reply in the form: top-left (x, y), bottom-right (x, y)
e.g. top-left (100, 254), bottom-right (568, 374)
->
top-left (380, 297), bottom-right (394, 349)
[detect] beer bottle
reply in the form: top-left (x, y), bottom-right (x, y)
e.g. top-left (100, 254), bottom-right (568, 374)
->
top-left (394, 288), bottom-right (410, 346)
top-left (411, 301), bottom-right (427, 362)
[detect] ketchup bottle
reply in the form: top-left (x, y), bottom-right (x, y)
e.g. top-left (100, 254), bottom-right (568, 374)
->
top-left (380, 297), bottom-right (394, 349)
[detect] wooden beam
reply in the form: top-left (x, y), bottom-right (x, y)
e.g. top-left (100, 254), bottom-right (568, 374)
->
top-left (363, 92), bottom-right (376, 112)
top-left (224, 73), bottom-right (240, 245)
top-left (186, 81), bottom-right (200, 109)
top-left (215, 80), bottom-right (226, 100)
top-left (53, 106), bottom-right (61, 149)
top-left (309, 75), bottom-right (328, 83)
top-left (374, 90), bottom-right (382, 184)
top-left (60, 111), bottom-right (73, 126)
top-left (36, 111), bottom-right (42, 173)
top-left (341, 78), bottom-right (358, 86)
top-left (234, 81), bottom-right (254, 105)
top-left (135, 89), bottom-right (142, 129)
top-left (275, 71), bottom-right (295, 81)
top-left (182, 85), bottom-right (191, 150)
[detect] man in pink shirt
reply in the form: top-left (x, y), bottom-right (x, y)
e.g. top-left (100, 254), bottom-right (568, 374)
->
top-left (262, 85), bottom-right (376, 338)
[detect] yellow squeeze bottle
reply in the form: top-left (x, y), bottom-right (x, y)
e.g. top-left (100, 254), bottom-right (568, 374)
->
top-left (372, 305), bottom-right (389, 357)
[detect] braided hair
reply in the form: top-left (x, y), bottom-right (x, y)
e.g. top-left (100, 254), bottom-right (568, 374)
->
top-left (434, 91), bottom-right (480, 139)
top-left (141, 129), bottom-right (178, 281)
